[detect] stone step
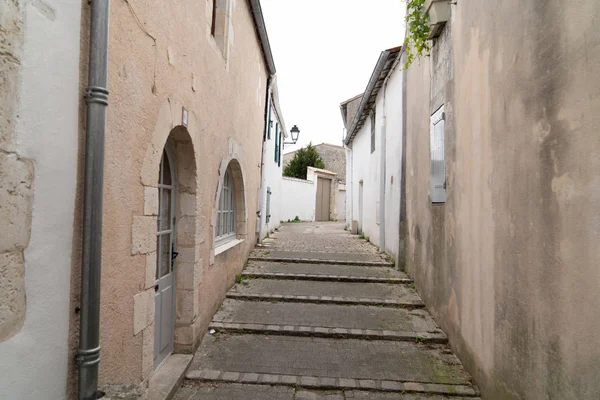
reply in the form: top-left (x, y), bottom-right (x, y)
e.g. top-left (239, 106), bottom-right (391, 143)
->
top-left (244, 261), bottom-right (411, 283)
top-left (230, 279), bottom-right (424, 307)
top-left (175, 383), bottom-right (481, 400)
top-left (209, 322), bottom-right (447, 344)
top-left (226, 292), bottom-right (424, 308)
top-left (185, 369), bottom-right (479, 397)
top-left (242, 271), bottom-right (412, 284)
top-left (211, 299), bottom-right (443, 342)
top-left (188, 334), bottom-right (474, 388)
top-left (248, 256), bottom-right (394, 267)
top-left (250, 250), bottom-right (392, 266)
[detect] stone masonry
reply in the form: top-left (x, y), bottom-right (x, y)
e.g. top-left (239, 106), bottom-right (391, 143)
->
top-left (283, 143), bottom-right (346, 183)
top-left (174, 222), bottom-right (480, 399)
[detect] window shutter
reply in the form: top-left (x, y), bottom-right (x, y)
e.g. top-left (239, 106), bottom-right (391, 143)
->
top-left (278, 132), bottom-right (282, 167)
top-left (274, 122), bottom-right (279, 162)
top-left (430, 106), bottom-right (446, 203)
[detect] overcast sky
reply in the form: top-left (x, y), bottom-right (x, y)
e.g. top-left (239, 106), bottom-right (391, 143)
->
top-left (260, 0), bottom-right (406, 154)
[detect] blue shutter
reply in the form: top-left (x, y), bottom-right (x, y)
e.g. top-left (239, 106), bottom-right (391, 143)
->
top-left (274, 122), bottom-right (279, 162)
top-left (430, 106), bottom-right (446, 203)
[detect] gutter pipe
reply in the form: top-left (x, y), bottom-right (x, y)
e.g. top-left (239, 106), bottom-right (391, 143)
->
top-left (77, 1), bottom-right (110, 399)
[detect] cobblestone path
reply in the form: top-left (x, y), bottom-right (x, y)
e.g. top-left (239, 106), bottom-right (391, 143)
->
top-left (175, 222), bottom-right (479, 400)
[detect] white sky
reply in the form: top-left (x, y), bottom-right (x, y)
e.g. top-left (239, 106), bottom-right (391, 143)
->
top-left (260, 0), bottom-right (406, 154)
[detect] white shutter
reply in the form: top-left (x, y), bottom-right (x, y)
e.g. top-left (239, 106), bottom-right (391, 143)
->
top-left (430, 106), bottom-right (446, 203)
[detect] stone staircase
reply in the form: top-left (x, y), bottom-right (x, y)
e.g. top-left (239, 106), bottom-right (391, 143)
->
top-left (175, 224), bottom-right (479, 399)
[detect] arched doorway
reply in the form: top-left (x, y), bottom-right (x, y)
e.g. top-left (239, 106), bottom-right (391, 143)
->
top-left (154, 138), bottom-right (177, 368)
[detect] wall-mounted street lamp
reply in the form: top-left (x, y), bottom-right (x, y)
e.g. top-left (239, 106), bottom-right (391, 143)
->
top-left (284, 125), bottom-right (300, 145)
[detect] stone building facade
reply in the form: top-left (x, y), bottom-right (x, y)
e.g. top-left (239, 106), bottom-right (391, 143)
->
top-left (1, 0), bottom-right (283, 398)
top-left (402, 1), bottom-right (600, 399)
top-left (283, 143), bottom-right (346, 183)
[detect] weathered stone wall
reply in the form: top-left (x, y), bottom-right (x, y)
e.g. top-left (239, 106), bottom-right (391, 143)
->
top-left (284, 144), bottom-right (346, 183)
top-left (1, 0), bottom-right (82, 398)
top-left (64, 0), bottom-right (270, 389)
top-left (0, 0), bottom-right (29, 345)
top-left (404, 1), bottom-right (600, 399)
top-left (345, 96), bottom-right (362, 129)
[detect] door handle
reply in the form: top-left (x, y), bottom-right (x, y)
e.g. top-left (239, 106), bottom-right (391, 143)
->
top-left (171, 243), bottom-right (179, 263)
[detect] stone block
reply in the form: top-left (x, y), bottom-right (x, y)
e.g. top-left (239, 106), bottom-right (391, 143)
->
top-left (175, 262), bottom-right (195, 291)
top-left (144, 186), bottom-right (158, 216)
top-left (194, 258), bottom-right (204, 287)
top-left (133, 289), bottom-right (154, 336)
top-left (132, 216), bottom-right (157, 255)
top-left (141, 323), bottom-right (154, 379)
top-left (145, 252), bottom-right (157, 289)
top-left (0, 152), bottom-right (33, 253)
top-left (176, 290), bottom-right (195, 324)
top-left (0, 252), bottom-right (26, 341)
top-left (174, 325), bottom-right (193, 346)
top-left (179, 193), bottom-right (197, 216)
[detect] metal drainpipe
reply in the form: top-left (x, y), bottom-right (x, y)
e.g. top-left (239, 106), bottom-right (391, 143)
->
top-left (78, 1), bottom-right (110, 399)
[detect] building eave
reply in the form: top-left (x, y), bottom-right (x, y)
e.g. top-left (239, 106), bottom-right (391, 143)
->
top-left (344, 46), bottom-right (402, 145)
top-left (247, 0), bottom-right (276, 75)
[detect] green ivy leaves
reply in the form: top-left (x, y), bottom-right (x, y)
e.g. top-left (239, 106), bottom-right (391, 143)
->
top-left (404, 0), bottom-right (431, 69)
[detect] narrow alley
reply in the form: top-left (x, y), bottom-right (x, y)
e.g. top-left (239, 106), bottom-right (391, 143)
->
top-left (174, 222), bottom-right (479, 400)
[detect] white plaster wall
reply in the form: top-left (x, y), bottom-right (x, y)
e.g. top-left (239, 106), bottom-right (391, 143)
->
top-left (350, 118), bottom-right (381, 246)
top-left (0, 1), bottom-right (81, 399)
top-left (381, 67), bottom-right (403, 258)
top-left (336, 186), bottom-right (346, 221)
top-left (347, 63), bottom-right (403, 258)
top-left (258, 103), bottom-right (284, 238)
top-left (280, 177), bottom-right (315, 221)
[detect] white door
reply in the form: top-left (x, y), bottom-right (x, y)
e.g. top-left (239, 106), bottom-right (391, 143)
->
top-left (154, 142), bottom-right (177, 368)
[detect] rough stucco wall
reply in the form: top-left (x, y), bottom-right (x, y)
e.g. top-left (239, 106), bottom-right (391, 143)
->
top-left (315, 144), bottom-right (346, 183)
top-left (350, 120), bottom-right (380, 245)
top-left (74, 0), bottom-right (269, 386)
top-left (381, 64), bottom-right (403, 260)
top-left (345, 96), bottom-right (362, 131)
top-left (280, 177), bottom-right (315, 222)
top-left (404, 1), bottom-right (600, 399)
top-left (258, 100), bottom-right (283, 237)
top-left (0, 0), bottom-right (81, 398)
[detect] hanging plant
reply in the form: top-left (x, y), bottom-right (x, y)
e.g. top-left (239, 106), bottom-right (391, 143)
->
top-left (403, 0), bottom-right (431, 69)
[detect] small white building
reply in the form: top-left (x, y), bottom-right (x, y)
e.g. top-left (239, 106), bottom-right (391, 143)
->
top-left (257, 78), bottom-right (287, 240)
top-left (280, 167), bottom-right (344, 223)
top-left (342, 46), bottom-right (404, 261)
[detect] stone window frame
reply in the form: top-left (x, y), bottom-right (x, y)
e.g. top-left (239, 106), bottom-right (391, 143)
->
top-left (210, 138), bottom-right (247, 263)
top-left (209, 0), bottom-right (231, 59)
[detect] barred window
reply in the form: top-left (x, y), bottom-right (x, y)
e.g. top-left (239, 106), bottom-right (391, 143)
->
top-left (216, 167), bottom-right (236, 244)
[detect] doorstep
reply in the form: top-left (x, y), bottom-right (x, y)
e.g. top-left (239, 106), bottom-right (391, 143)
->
top-left (148, 354), bottom-right (193, 400)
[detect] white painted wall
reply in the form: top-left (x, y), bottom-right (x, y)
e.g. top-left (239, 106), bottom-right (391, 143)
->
top-left (382, 63), bottom-right (403, 259)
top-left (0, 1), bottom-right (81, 399)
top-left (280, 177), bottom-right (315, 221)
top-left (258, 96), bottom-right (285, 239)
top-left (349, 118), bottom-right (381, 246)
top-left (346, 57), bottom-right (403, 259)
top-left (336, 185), bottom-right (346, 221)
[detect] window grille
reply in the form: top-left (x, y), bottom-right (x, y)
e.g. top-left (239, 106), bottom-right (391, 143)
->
top-left (216, 167), bottom-right (236, 243)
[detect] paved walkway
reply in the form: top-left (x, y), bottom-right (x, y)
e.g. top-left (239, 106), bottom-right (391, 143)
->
top-left (175, 222), bottom-right (479, 400)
